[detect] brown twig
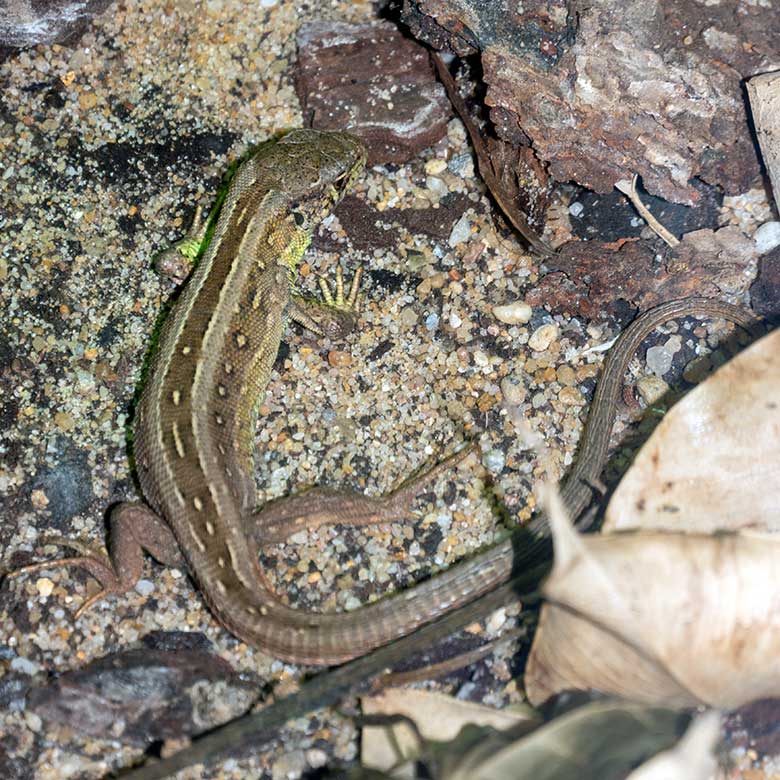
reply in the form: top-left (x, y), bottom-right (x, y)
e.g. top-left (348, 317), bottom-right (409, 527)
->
top-left (431, 52), bottom-right (555, 258)
top-left (614, 174), bottom-right (680, 247)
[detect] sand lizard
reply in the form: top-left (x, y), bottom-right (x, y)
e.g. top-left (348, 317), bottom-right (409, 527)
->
top-left (10, 129), bottom-right (760, 664)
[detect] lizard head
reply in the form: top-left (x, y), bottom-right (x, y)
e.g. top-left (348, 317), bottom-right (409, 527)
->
top-left (277, 129), bottom-right (367, 230)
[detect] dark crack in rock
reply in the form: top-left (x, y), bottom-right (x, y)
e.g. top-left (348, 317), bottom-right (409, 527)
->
top-left (750, 245), bottom-right (780, 321)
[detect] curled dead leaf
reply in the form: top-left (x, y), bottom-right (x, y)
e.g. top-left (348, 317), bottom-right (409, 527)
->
top-left (362, 690), bottom-right (687, 780)
top-left (604, 329), bottom-right (780, 533)
top-left (526, 484), bottom-right (780, 708)
top-left (626, 711), bottom-right (720, 780)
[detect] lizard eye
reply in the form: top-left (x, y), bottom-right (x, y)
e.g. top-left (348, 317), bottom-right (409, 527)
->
top-left (292, 211), bottom-right (306, 227)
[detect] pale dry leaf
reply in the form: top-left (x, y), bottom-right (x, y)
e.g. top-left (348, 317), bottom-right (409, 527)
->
top-left (626, 710), bottom-right (720, 780)
top-left (603, 328), bottom-right (780, 533)
top-left (526, 487), bottom-right (780, 708)
top-left (361, 688), bottom-right (534, 774)
top-left (362, 691), bottom-right (687, 780)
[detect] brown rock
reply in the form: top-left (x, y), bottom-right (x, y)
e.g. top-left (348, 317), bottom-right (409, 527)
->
top-left (750, 246), bottom-right (780, 320)
top-left (665, 227), bottom-right (758, 300)
top-left (525, 239), bottom-right (656, 320)
top-left (526, 227), bottom-right (758, 320)
top-left (327, 350), bottom-right (352, 368)
top-left (295, 21), bottom-right (452, 164)
top-left (403, 0), bottom-right (765, 204)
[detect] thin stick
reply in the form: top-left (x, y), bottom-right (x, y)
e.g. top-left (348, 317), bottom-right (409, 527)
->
top-left (615, 174), bottom-right (680, 247)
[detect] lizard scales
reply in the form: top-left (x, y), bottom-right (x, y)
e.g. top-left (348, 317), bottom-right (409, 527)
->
top-left (15, 129), bottom-right (760, 665)
top-left (132, 129), bottom-right (514, 663)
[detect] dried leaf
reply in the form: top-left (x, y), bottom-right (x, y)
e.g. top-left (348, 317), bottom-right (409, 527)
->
top-left (439, 701), bottom-right (685, 780)
top-left (361, 693), bottom-right (686, 780)
top-left (361, 688), bottom-right (535, 773)
top-left (525, 489), bottom-right (780, 708)
top-left (603, 329), bottom-right (780, 533)
top-left (431, 53), bottom-right (554, 257)
top-left (626, 711), bottom-right (720, 780)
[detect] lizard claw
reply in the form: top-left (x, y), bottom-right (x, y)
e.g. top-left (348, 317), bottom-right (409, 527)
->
top-left (5, 537), bottom-right (122, 617)
top-left (290, 265), bottom-right (364, 339)
top-left (318, 265), bottom-right (363, 314)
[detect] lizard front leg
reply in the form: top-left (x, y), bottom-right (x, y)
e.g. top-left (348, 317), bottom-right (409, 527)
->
top-left (251, 265), bottom-right (477, 545)
top-left (288, 264), bottom-right (363, 339)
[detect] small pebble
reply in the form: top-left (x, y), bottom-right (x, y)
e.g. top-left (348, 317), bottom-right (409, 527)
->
top-left (342, 594), bottom-right (361, 611)
top-left (754, 221), bottom-right (780, 254)
top-left (569, 201), bottom-right (584, 217)
top-left (492, 300), bottom-right (532, 325)
top-left (500, 376), bottom-right (526, 405)
top-left (426, 176), bottom-right (448, 197)
top-left (473, 350), bottom-right (489, 367)
top-left (636, 375), bottom-right (669, 404)
top-left (36, 577), bottom-right (54, 597)
top-left (646, 345), bottom-right (673, 376)
top-left (448, 152), bottom-right (474, 177)
top-left (449, 311), bottom-right (462, 328)
top-left (556, 365), bottom-right (576, 386)
top-left (305, 749), bottom-right (328, 770)
top-left (586, 322), bottom-right (603, 339)
top-left (558, 386), bottom-right (584, 406)
top-left (646, 336), bottom-right (681, 376)
top-left (24, 712), bottom-right (43, 732)
top-left (327, 350), bottom-right (352, 368)
top-left (272, 750), bottom-right (307, 780)
top-left (486, 608), bottom-right (507, 634)
top-left (135, 579), bottom-right (155, 597)
top-left (54, 411), bottom-right (75, 431)
top-left (399, 306), bottom-right (418, 328)
top-left (683, 354), bottom-right (713, 384)
top-left (11, 656), bottom-right (40, 675)
top-left (424, 158), bottom-right (447, 175)
top-left (448, 214), bottom-right (472, 247)
top-left (425, 313), bottom-right (439, 331)
top-left (528, 323), bottom-right (558, 351)
top-left (482, 449), bottom-right (505, 474)
top-left (30, 489), bottom-right (49, 509)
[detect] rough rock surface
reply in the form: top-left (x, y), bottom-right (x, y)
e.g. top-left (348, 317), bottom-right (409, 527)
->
top-left (403, 0), bottom-right (773, 205)
top-left (0, 0), bottom-right (113, 48)
top-left (296, 20), bottom-right (452, 164)
top-left (525, 226), bottom-right (758, 319)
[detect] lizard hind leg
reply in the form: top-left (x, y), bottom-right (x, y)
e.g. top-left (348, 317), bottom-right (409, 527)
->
top-left (5, 502), bottom-right (185, 618)
top-left (251, 442), bottom-right (478, 546)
